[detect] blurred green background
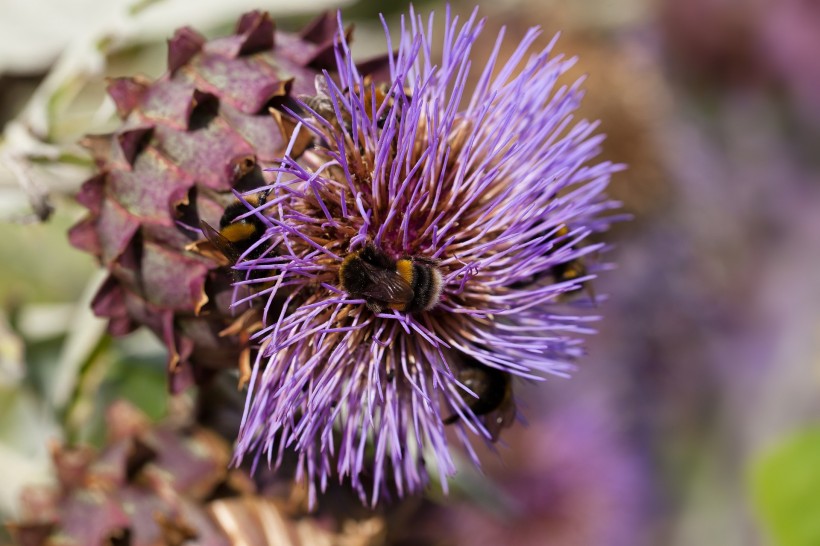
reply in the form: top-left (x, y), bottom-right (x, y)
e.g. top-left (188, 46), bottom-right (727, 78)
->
top-left (1, 0), bottom-right (819, 544)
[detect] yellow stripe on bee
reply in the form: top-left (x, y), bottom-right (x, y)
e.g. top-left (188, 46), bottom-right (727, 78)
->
top-left (221, 222), bottom-right (257, 243)
top-left (396, 259), bottom-right (414, 284)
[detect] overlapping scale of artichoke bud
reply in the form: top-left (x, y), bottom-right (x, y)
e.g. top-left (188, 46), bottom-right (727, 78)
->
top-left (7, 401), bottom-right (389, 546)
top-left (68, 11), bottom-right (375, 392)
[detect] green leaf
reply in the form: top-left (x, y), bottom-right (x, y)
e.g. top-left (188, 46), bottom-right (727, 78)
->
top-left (750, 427), bottom-right (820, 546)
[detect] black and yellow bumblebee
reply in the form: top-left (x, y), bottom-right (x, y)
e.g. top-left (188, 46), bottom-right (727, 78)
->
top-left (444, 356), bottom-right (516, 441)
top-left (511, 223), bottom-right (595, 301)
top-left (550, 224), bottom-right (596, 300)
top-left (199, 190), bottom-right (272, 271)
top-left (339, 244), bottom-right (443, 314)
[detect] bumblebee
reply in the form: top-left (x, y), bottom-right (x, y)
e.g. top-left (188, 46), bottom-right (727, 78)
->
top-left (300, 75), bottom-right (410, 132)
top-left (444, 357), bottom-right (516, 441)
top-left (549, 224), bottom-right (596, 300)
top-left (339, 244), bottom-right (443, 314)
top-left (199, 190), bottom-right (272, 269)
top-left (510, 224), bottom-right (595, 301)
top-left (551, 256), bottom-right (590, 292)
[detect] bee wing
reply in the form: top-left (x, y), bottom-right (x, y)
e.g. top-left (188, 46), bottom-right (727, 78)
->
top-left (314, 74), bottom-right (331, 96)
top-left (300, 94), bottom-right (329, 112)
top-left (356, 261), bottom-right (414, 304)
top-left (200, 220), bottom-right (241, 265)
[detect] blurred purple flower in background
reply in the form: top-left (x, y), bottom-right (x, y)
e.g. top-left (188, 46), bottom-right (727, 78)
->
top-left (412, 402), bottom-right (650, 546)
top-left (661, 0), bottom-right (820, 125)
top-left (232, 7), bottom-right (622, 505)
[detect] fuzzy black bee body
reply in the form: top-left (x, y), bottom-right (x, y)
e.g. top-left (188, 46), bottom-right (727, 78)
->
top-left (339, 244), bottom-right (443, 314)
top-left (444, 357), bottom-right (516, 441)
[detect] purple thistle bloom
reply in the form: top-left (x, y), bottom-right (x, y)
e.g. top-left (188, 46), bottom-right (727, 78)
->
top-left (232, 6), bottom-right (623, 506)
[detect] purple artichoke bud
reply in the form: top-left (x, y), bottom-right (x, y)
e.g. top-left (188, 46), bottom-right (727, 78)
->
top-left (7, 401), bottom-right (390, 546)
top-left (67, 11), bottom-right (374, 393)
top-left (232, 7), bottom-right (624, 505)
top-left (8, 401), bottom-right (235, 545)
